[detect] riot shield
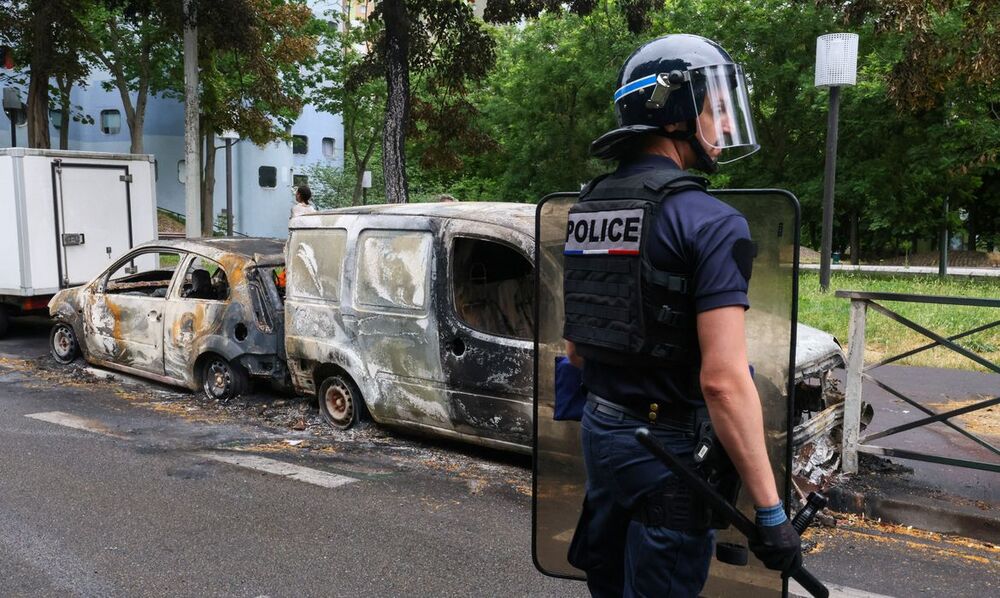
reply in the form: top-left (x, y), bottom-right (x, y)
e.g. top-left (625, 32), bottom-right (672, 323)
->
top-left (533, 189), bottom-right (801, 596)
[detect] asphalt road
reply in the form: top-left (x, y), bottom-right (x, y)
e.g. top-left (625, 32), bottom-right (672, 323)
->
top-left (1, 317), bottom-right (997, 597)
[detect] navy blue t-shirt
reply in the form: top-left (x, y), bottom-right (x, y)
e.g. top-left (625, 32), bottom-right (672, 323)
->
top-left (581, 155), bottom-right (752, 407)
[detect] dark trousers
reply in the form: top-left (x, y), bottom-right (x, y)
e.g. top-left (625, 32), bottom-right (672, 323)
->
top-left (572, 402), bottom-right (714, 598)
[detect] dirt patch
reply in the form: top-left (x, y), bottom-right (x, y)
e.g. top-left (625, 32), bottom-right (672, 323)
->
top-left (158, 210), bottom-right (185, 235)
top-left (926, 396), bottom-right (1000, 439)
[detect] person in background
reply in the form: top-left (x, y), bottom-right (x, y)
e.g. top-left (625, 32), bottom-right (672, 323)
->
top-left (290, 185), bottom-right (316, 219)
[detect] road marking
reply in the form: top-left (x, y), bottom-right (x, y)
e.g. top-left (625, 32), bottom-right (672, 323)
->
top-left (197, 451), bottom-right (358, 489)
top-left (25, 411), bottom-right (125, 438)
top-left (790, 580), bottom-right (895, 598)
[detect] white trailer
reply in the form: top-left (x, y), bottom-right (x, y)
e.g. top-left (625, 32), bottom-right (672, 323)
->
top-left (0, 148), bottom-right (158, 336)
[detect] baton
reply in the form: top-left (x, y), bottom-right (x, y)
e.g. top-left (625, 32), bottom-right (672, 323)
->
top-left (635, 428), bottom-right (829, 598)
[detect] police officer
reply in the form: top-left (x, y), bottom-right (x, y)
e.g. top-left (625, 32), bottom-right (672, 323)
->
top-left (564, 34), bottom-right (803, 596)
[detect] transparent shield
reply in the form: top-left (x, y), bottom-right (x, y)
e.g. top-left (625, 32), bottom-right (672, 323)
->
top-left (533, 190), bottom-right (800, 596)
top-left (533, 193), bottom-right (586, 579)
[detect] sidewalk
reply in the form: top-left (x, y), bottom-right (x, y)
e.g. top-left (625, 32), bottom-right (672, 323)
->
top-left (801, 263), bottom-right (1000, 278)
top-left (826, 365), bottom-right (999, 543)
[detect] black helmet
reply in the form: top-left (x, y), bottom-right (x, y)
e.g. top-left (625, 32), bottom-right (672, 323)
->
top-left (591, 34), bottom-right (759, 172)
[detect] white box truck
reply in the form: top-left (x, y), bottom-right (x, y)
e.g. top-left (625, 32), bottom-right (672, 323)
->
top-left (0, 148), bottom-right (158, 336)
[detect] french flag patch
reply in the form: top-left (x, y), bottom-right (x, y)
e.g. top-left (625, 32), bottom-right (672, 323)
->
top-left (565, 208), bottom-right (643, 255)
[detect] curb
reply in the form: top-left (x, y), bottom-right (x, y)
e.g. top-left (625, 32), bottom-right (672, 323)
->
top-left (826, 485), bottom-right (1000, 544)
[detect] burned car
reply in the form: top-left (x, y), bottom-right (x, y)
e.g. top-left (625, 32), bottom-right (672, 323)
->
top-left (48, 238), bottom-right (286, 400)
top-left (286, 203), bottom-right (845, 454)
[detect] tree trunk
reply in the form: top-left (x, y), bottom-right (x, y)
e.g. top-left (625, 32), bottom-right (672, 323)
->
top-left (26, 4), bottom-right (52, 149)
top-left (57, 76), bottom-right (72, 150)
top-left (850, 209), bottom-right (859, 265)
top-left (352, 129), bottom-right (379, 206)
top-left (201, 130), bottom-right (216, 237)
top-left (381, 0), bottom-right (409, 204)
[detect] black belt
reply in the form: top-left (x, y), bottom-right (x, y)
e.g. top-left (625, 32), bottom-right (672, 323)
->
top-left (587, 393), bottom-right (699, 432)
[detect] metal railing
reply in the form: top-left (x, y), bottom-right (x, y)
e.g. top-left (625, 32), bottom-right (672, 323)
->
top-left (837, 290), bottom-right (1000, 474)
top-left (157, 207), bottom-right (249, 238)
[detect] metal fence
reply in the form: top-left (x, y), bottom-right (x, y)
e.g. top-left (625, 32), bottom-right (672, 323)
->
top-left (837, 291), bottom-right (1000, 474)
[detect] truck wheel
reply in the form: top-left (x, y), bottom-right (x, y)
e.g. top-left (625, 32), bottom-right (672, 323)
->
top-left (318, 374), bottom-right (365, 430)
top-left (0, 305), bottom-right (9, 339)
top-left (201, 356), bottom-right (248, 402)
top-left (50, 322), bottom-right (80, 364)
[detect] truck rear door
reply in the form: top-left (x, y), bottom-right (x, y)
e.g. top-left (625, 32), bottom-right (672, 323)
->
top-left (53, 161), bottom-right (135, 287)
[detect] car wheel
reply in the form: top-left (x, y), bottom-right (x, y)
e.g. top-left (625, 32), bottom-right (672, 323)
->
top-left (201, 356), bottom-right (248, 402)
top-left (50, 321), bottom-right (80, 364)
top-left (318, 374), bottom-right (364, 430)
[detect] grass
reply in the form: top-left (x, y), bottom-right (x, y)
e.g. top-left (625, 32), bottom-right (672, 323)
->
top-left (798, 271), bottom-right (1000, 371)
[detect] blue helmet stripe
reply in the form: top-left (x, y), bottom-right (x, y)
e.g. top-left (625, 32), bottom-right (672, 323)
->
top-left (613, 74), bottom-right (659, 102)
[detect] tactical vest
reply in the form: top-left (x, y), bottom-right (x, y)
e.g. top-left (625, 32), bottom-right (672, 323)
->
top-left (563, 167), bottom-right (709, 368)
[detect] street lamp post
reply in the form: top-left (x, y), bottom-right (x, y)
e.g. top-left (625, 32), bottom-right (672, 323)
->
top-left (2, 87), bottom-right (21, 147)
top-left (815, 33), bottom-right (859, 292)
top-left (219, 130), bottom-right (239, 236)
top-left (361, 170), bottom-right (372, 205)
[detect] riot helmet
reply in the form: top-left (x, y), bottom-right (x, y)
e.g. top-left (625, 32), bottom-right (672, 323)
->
top-left (591, 34), bottom-right (759, 173)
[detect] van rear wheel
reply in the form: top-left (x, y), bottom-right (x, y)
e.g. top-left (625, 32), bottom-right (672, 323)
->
top-left (318, 374), bottom-right (363, 430)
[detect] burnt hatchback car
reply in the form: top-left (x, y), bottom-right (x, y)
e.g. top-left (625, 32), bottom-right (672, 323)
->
top-left (48, 238), bottom-right (286, 400)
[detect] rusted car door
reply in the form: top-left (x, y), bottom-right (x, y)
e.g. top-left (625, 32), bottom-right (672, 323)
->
top-left (350, 228), bottom-right (454, 430)
top-left (162, 254), bottom-right (232, 383)
top-left (438, 221), bottom-right (535, 447)
top-left (84, 250), bottom-right (184, 375)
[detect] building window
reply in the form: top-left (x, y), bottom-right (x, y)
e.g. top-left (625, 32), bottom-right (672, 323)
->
top-left (322, 137), bottom-right (335, 157)
top-left (259, 166), bottom-right (277, 188)
top-left (293, 174), bottom-right (309, 187)
top-left (177, 160), bottom-right (186, 184)
top-left (50, 109), bottom-right (63, 130)
top-left (292, 134), bottom-right (308, 155)
top-left (100, 109), bottom-right (121, 135)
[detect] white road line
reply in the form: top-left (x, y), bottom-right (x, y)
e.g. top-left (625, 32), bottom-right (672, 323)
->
top-left (790, 580), bottom-right (895, 598)
top-left (24, 411), bottom-right (125, 438)
top-left (197, 451), bottom-right (358, 489)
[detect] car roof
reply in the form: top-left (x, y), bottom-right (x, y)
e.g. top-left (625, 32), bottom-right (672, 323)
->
top-left (294, 202), bottom-right (537, 236)
top-left (135, 237), bottom-right (285, 265)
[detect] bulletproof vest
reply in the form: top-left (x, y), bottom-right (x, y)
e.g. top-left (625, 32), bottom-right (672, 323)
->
top-left (562, 167), bottom-right (709, 367)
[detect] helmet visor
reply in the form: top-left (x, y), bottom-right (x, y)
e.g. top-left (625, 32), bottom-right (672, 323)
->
top-left (691, 63), bottom-right (759, 163)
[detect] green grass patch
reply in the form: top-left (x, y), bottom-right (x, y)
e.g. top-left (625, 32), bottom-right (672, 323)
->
top-left (798, 271), bottom-right (1000, 371)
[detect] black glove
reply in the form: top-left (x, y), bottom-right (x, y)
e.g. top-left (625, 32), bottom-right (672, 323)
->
top-left (749, 519), bottom-right (803, 573)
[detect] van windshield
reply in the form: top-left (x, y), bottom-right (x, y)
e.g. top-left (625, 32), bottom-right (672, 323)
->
top-left (452, 238), bottom-right (534, 340)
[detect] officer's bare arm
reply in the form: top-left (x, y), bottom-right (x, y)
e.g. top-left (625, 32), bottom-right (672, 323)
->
top-left (696, 306), bottom-right (781, 508)
top-left (565, 340), bottom-right (584, 368)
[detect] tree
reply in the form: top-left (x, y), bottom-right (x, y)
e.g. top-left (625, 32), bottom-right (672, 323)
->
top-left (155, 0), bottom-right (316, 235)
top-left (364, 0), bottom-right (497, 203)
top-left (83, 0), bottom-right (178, 154)
top-left (302, 12), bottom-right (385, 206)
top-left (0, 0), bottom-right (93, 148)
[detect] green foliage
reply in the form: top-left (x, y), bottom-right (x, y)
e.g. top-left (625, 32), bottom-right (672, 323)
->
top-left (799, 271), bottom-right (1000, 370)
top-left (454, 9), bottom-right (639, 201)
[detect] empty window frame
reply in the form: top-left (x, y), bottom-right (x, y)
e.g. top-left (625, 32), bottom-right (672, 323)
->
top-left (322, 137), bottom-right (336, 157)
top-left (292, 134), bottom-right (308, 155)
top-left (104, 251), bottom-right (183, 298)
top-left (293, 174), bottom-right (309, 188)
top-left (287, 229), bottom-right (348, 301)
top-left (259, 166), bottom-right (277, 188)
top-left (451, 238), bottom-right (534, 340)
top-left (355, 230), bottom-right (432, 311)
top-left (100, 109), bottom-right (121, 135)
top-left (179, 255), bottom-right (230, 301)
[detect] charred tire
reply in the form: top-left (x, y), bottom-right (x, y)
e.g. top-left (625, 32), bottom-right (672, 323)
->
top-left (201, 356), bottom-right (249, 402)
top-left (318, 374), bottom-right (365, 430)
top-left (50, 321), bottom-right (80, 364)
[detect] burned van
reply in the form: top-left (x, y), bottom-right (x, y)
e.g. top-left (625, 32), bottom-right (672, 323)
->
top-left (286, 203), bottom-right (536, 452)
